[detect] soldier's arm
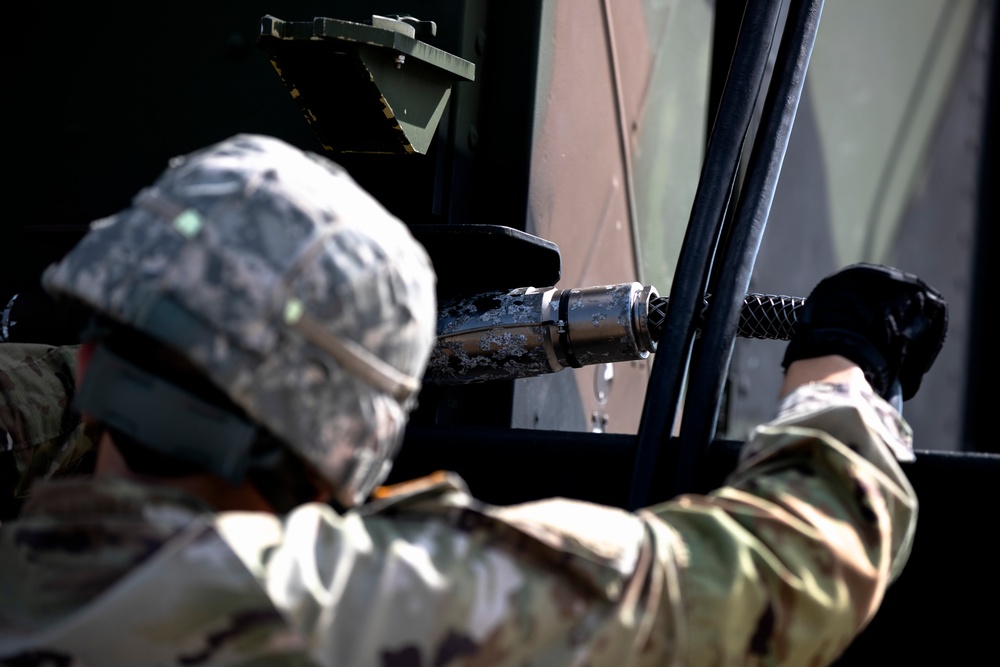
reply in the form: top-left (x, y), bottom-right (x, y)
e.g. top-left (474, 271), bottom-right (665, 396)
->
top-left (639, 355), bottom-right (915, 665)
top-left (631, 259), bottom-right (948, 666)
top-left (222, 263), bottom-right (946, 667)
top-left (216, 358), bottom-right (910, 667)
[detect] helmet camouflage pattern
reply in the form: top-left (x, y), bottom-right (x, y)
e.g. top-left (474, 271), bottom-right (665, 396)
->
top-left (42, 134), bottom-right (438, 507)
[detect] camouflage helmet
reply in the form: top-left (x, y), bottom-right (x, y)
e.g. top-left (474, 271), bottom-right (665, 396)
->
top-left (42, 133), bottom-right (437, 508)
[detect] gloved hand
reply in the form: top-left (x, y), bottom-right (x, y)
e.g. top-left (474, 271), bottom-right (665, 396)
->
top-left (781, 263), bottom-right (948, 401)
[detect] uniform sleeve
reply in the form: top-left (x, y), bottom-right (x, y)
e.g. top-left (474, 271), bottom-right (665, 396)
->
top-left (641, 380), bottom-right (917, 666)
top-left (217, 381), bottom-right (915, 667)
top-left (0, 343), bottom-right (97, 520)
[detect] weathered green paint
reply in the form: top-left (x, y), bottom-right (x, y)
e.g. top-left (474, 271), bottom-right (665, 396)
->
top-left (259, 15), bottom-right (475, 155)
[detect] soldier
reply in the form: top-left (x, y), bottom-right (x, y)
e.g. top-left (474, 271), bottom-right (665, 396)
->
top-left (0, 134), bottom-right (947, 666)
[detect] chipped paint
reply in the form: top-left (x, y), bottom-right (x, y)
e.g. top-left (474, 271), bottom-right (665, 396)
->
top-left (428, 283), bottom-right (659, 385)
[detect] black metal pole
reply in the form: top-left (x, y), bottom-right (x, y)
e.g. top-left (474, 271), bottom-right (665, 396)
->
top-left (673, 0), bottom-right (825, 495)
top-left (629, 0), bottom-right (786, 511)
top-left (966, 0), bottom-right (999, 453)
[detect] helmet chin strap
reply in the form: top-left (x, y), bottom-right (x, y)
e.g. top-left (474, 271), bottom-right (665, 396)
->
top-left (74, 343), bottom-right (258, 485)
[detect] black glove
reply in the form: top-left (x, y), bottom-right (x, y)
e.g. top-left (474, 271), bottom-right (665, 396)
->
top-left (781, 263), bottom-right (948, 401)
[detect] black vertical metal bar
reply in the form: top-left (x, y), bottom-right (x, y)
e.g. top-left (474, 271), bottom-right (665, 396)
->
top-left (628, 0), bottom-right (785, 511)
top-left (967, 0), bottom-right (999, 452)
top-left (707, 1), bottom-right (751, 148)
top-left (673, 0), bottom-right (825, 496)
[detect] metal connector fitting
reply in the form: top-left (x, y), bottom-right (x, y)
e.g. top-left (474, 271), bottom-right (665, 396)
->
top-left (428, 282), bottom-right (658, 385)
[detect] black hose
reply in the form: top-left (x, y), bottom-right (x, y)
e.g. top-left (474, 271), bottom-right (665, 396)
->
top-left (629, 0), bottom-right (786, 511)
top-left (647, 292), bottom-right (803, 342)
top-left (673, 0), bottom-right (825, 496)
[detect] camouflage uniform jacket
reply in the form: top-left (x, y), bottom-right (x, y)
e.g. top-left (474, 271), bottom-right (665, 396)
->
top-left (0, 381), bottom-right (917, 666)
top-left (0, 343), bottom-right (96, 521)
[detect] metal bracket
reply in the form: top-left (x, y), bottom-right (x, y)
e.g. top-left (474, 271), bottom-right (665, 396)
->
top-left (258, 14), bottom-right (475, 155)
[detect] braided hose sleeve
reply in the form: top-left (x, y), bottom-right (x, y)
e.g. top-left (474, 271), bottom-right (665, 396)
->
top-left (646, 293), bottom-right (804, 343)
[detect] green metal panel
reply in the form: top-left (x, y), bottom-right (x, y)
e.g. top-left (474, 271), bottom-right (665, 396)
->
top-left (259, 15), bottom-right (474, 155)
top-left (633, 0), bottom-right (715, 296)
top-left (807, 0), bottom-right (977, 264)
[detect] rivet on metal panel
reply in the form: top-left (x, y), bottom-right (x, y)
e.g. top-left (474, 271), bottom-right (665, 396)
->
top-left (591, 411), bottom-right (609, 433)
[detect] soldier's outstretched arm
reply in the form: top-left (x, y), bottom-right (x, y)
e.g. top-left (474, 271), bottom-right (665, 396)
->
top-left (231, 356), bottom-right (926, 666)
top-left (639, 355), bottom-right (914, 664)
top-left (633, 264), bottom-right (947, 665)
top-left (204, 264), bottom-right (946, 667)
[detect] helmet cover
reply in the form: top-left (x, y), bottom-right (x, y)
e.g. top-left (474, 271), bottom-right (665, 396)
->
top-left (43, 134), bottom-right (437, 507)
